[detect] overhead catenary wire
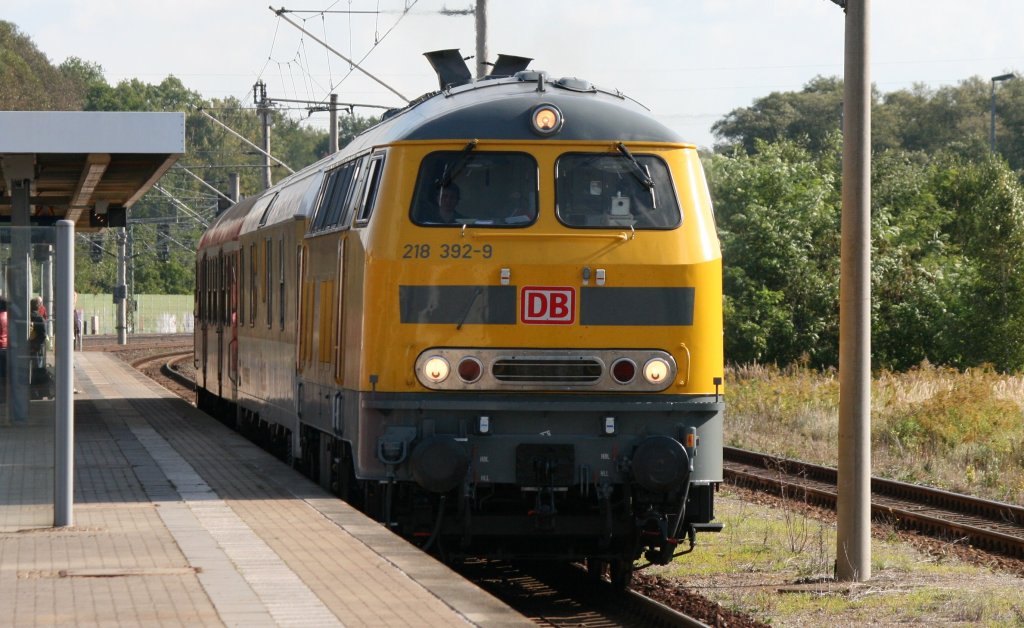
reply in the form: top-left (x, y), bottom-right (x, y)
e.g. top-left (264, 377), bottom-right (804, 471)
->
top-left (269, 5), bottom-right (410, 104)
top-left (152, 185), bottom-right (211, 228)
top-left (318, 0), bottom-right (418, 103)
top-left (193, 106), bottom-right (296, 174)
top-left (173, 166), bottom-right (235, 205)
top-left (252, 1), bottom-right (419, 118)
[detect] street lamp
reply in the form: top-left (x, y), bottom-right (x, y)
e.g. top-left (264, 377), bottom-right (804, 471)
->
top-left (990, 73), bottom-right (1015, 153)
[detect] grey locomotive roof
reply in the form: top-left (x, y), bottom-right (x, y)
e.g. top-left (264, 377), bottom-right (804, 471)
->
top-left (207, 70), bottom-right (685, 237)
top-left (338, 72), bottom-right (684, 158)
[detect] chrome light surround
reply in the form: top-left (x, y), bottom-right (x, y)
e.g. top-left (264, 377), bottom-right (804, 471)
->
top-left (414, 348), bottom-right (676, 392)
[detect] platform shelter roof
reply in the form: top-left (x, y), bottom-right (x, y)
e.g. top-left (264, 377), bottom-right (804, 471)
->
top-left (0, 111), bottom-right (185, 232)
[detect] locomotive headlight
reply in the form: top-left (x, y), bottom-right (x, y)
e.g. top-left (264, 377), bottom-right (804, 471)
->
top-left (422, 356), bottom-right (450, 384)
top-left (531, 104), bottom-right (563, 135)
top-left (642, 357), bottom-right (670, 385)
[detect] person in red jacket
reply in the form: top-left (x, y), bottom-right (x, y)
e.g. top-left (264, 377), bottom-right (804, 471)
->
top-left (0, 297), bottom-right (8, 400)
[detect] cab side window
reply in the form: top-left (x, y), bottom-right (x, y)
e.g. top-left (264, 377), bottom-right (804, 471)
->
top-left (355, 154), bottom-right (385, 225)
top-left (310, 162), bottom-right (359, 233)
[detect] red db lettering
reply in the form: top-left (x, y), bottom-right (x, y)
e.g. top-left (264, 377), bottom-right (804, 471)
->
top-left (521, 287), bottom-right (576, 325)
top-left (527, 292), bottom-right (547, 318)
top-left (550, 293), bottom-right (569, 319)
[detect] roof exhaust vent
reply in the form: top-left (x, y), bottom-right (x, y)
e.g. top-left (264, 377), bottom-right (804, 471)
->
top-left (489, 54), bottom-right (533, 78)
top-left (424, 49), bottom-right (473, 90)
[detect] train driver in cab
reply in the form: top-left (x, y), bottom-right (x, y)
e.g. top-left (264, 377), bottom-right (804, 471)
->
top-left (419, 183), bottom-right (461, 224)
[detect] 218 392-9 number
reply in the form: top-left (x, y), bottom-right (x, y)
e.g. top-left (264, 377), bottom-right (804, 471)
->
top-left (402, 243), bottom-right (493, 259)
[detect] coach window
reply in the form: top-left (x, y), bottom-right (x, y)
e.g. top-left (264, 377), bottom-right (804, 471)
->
top-left (310, 161), bottom-right (359, 233)
top-left (229, 254), bottom-right (237, 328)
top-left (207, 259), bottom-right (214, 325)
top-left (222, 254), bottom-right (229, 327)
top-left (256, 192), bottom-right (279, 228)
top-left (249, 242), bottom-right (257, 326)
top-left (222, 254), bottom-right (229, 326)
top-left (411, 151), bottom-right (538, 227)
top-left (555, 152), bottom-right (680, 229)
top-left (265, 238), bottom-right (273, 328)
top-left (196, 259), bottom-right (204, 324)
top-left (206, 259), bottom-right (212, 325)
top-left (239, 248), bottom-right (245, 326)
top-left (354, 154), bottom-right (385, 225)
top-left (278, 238), bottom-right (285, 330)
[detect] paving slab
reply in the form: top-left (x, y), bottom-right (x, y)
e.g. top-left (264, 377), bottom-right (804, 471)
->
top-left (0, 351), bottom-right (530, 627)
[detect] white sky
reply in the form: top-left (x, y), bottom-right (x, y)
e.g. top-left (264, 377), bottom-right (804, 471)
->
top-left (6, 0), bottom-right (1024, 149)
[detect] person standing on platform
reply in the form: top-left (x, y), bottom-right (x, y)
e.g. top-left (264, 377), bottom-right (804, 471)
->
top-left (73, 291), bottom-right (82, 351)
top-left (29, 297), bottom-right (48, 397)
top-left (0, 297), bottom-right (8, 401)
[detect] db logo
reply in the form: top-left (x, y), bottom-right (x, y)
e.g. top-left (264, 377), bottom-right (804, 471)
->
top-left (521, 286), bottom-right (576, 324)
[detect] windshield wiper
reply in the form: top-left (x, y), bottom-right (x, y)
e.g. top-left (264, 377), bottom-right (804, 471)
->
top-left (615, 143), bottom-right (653, 189)
top-left (615, 142), bottom-right (657, 209)
top-left (438, 139), bottom-right (479, 188)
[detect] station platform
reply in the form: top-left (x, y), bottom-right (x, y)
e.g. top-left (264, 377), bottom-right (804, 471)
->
top-left (0, 352), bottom-right (530, 626)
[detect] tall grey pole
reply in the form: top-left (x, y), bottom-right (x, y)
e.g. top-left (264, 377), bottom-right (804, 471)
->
top-left (254, 80), bottom-right (273, 190)
top-left (42, 250), bottom-right (53, 339)
top-left (329, 93), bottom-right (339, 154)
top-left (837, 0), bottom-right (872, 582)
top-left (991, 80), bottom-right (998, 153)
top-left (229, 172), bottom-right (240, 203)
top-left (194, 108), bottom-right (295, 175)
top-left (475, 0), bottom-right (488, 79)
top-left (990, 74), bottom-right (1016, 154)
top-left (116, 227), bottom-right (127, 345)
top-left (261, 109), bottom-right (272, 190)
top-left (55, 220), bottom-right (75, 527)
top-left (8, 178), bottom-right (31, 423)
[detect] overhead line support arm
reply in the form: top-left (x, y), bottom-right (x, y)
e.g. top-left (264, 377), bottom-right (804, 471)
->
top-left (269, 5), bottom-right (411, 104)
top-left (194, 107), bottom-right (296, 175)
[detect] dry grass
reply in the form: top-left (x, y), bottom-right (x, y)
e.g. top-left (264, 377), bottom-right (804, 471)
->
top-left (656, 486), bottom-right (1024, 626)
top-left (726, 362), bottom-right (1024, 506)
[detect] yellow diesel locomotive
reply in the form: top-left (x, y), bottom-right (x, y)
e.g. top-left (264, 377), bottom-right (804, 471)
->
top-left (195, 50), bottom-right (723, 586)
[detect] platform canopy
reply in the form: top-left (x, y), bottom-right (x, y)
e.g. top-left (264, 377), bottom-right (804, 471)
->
top-left (0, 111), bottom-right (185, 232)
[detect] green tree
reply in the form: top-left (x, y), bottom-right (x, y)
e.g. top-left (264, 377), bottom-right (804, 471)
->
top-left (58, 56), bottom-right (108, 107)
top-left (869, 150), bottom-right (959, 370)
top-left (74, 234), bottom-right (117, 294)
top-left (930, 154), bottom-right (1024, 370)
top-left (713, 75), bottom-right (998, 164)
top-left (338, 113), bottom-right (379, 149)
top-left (711, 76), bottom-right (844, 155)
top-left (85, 75), bottom-right (202, 112)
top-left (0, 21), bottom-right (84, 110)
top-left (706, 138), bottom-right (841, 366)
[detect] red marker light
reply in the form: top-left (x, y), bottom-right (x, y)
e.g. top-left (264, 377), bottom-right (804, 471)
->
top-left (458, 357), bottom-right (483, 383)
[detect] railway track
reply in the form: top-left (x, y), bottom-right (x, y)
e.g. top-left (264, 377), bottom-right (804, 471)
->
top-left (458, 560), bottom-right (719, 627)
top-left (111, 338), bottom-right (1022, 625)
top-left (724, 446), bottom-right (1024, 559)
top-left (130, 349), bottom-right (193, 372)
top-left (124, 342), bottom-right (736, 627)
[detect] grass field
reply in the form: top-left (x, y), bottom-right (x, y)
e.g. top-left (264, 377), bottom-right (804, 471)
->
top-left (726, 362), bottom-right (1024, 505)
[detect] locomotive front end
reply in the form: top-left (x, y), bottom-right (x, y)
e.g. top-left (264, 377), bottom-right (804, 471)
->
top-left (358, 108), bottom-right (724, 571)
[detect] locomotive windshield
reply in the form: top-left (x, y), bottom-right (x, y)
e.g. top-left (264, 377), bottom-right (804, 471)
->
top-left (555, 153), bottom-right (680, 229)
top-left (411, 151), bottom-right (539, 227)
